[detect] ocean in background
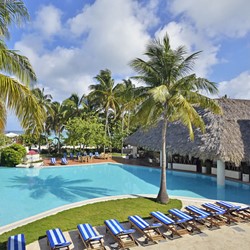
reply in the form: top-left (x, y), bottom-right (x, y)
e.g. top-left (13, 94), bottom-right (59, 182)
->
top-left (4, 131), bottom-right (68, 139)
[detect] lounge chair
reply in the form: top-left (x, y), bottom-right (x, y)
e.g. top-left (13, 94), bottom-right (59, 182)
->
top-left (7, 234), bottom-right (26, 250)
top-left (46, 228), bottom-right (71, 250)
top-left (94, 152), bottom-right (100, 158)
top-left (168, 209), bottom-right (202, 234)
top-left (128, 215), bottom-right (164, 244)
top-left (69, 152), bottom-right (74, 160)
top-left (201, 203), bottom-right (238, 224)
top-left (50, 157), bottom-right (56, 165)
top-left (104, 219), bottom-right (138, 249)
top-left (88, 153), bottom-right (94, 161)
top-left (150, 211), bottom-right (182, 238)
top-left (61, 157), bottom-right (68, 165)
top-left (185, 205), bottom-right (220, 229)
top-left (77, 223), bottom-right (106, 250)
top-left (215, 200), bottom-right (250, 221)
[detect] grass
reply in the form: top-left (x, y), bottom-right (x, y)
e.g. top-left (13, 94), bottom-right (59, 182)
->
top-left (111, 152), bottom-right (126, 157)
top-left (0, 197), bottom-right (182, 249)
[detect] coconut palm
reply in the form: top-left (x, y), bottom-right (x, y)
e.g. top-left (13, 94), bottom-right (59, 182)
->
top-left (0, 0), bottom-right (29, 38)
top-left (130, 33), bottom-right (222, 204)
top-left (0, 0), bottom-right (46, 134)
top-left (62, 93), bottom-right (89, 119)
top-left (89, 69), bottom-right (120, 151)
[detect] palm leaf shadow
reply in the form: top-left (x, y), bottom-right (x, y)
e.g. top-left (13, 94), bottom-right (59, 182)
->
top-left (9, 175), bottom-right (113, 202)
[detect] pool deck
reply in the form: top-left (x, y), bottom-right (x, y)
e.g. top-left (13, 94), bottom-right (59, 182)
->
top-left (26, 196), bottom-right (250, 250)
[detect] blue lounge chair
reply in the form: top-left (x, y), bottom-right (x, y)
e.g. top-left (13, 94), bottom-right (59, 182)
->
top-left (63, 152), bottom-right (67, 158)
top-left (77, 223), bottom-right (105, 249)
top-left (202, 203), bottom-right (238, 224)
top-left (150, 211), bottom-right (182, 238)
top-left (50, 158), bottom-right (56, 165)
top-left (215, 201), bottom-right (250, 221)
top-left (94, 152), bottom-right (100, 158)
top-left (46, 228), bottom-right (71, 250)
top-left (185, 205), bottom-right (220, 229)
top-left (61, 157), bottom-right (68, 165)
top-left (69, 152), bottom-right (74, 160)
top-left (168, 209), bottom-right (202, 234)
top-left (104, 219), bottom-right (137, 249)
top-left (128, 215), bottom-right (164, 243)
top-left (7, 234), bottom-right (26, 250)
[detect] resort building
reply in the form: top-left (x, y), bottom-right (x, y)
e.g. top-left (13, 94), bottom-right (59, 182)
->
top-left (126, 98), bottom-right (250, 185)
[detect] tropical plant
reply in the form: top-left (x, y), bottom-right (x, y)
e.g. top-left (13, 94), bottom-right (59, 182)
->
top-left (0, 143), bottom-right (26, 166)
top-left (62, 93), bottom-right (88, 119)
top-left (45, 101), bottom-right (68, 153)
top-left (0, 0), bottom-right (29, 38)
top-left (130, 33), bottom-right (222, 203)
top-left (89, 69), bottom-right (120, 151)
top-left (0, 0), bottom-right (46, 134)
top-left (65, 116), bottom-right (106, 149)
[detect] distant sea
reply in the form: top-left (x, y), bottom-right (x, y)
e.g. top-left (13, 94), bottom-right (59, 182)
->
top-left (5, 130), bottom-right (67, 139)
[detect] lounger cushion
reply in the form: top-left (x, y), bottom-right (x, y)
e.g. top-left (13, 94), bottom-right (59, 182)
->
top-left (203, 203), bottom-right (226, 215)
top-left (46, 228), bottom-right (71, 248)
top-left (77, 223), bottom-right (103, 241)
top-left (128, 215), bottom-right (162, 230)
top-left (217, 201), bottom-right (241, 210)
top-left (169, 209), bottom-right (193, 223)
top-left (105, 219), bottom-right (135, 235)
top-left (185, 205), bottom-right (210, 219)
top-left (7, 234), bottom-right (25, 250)
top-left (150, 211), bottom-right (175, 225)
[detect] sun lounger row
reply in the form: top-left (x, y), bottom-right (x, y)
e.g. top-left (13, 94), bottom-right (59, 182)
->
top-left (7, 201), bottom-right (249, 250)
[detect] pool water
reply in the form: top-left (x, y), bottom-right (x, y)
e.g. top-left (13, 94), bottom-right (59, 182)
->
top-left (0, 163), bottom-right (250, 226)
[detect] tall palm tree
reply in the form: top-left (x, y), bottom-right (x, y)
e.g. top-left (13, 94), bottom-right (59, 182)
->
top-left (62, 93), bottom-right (88, 119)
top-left (0, 0), bottom-right (46, 133)
top-left (46, 101), bottom-right (67, 153)
top-left (130, 33), bottom-right (222, 204)
top-left (89, 69), bottom-right (120, 151)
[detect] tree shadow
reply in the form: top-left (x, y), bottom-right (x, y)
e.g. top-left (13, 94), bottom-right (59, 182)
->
top-left (8, 175), bottom-right (113, 202)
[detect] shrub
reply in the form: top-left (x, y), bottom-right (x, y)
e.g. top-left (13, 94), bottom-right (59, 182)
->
top-left (0, 143), bottom-right (26, 167)
top-left (0, 148), bottom-right (22, 166)
top-left (9, 143), bottom-right (27, 158)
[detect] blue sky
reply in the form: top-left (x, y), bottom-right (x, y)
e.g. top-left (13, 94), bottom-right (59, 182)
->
top-left (6, 0), bottom-right (250, 131)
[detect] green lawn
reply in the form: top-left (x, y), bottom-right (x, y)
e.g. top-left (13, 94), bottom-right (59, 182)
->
top-left (0, 197), bottom-right (182, 249)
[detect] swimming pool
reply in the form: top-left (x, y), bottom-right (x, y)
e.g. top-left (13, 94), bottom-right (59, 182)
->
top-left (1, 163), bottom-right (250, 226)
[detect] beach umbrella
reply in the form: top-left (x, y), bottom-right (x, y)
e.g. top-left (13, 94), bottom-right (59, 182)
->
top-left (5, 132), bottom-right (19, 138)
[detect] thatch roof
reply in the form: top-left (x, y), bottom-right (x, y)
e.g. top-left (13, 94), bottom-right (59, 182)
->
top-left (125, 98), bottom-right (250, 165)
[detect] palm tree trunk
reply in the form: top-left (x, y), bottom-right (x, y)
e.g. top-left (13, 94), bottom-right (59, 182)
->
top-left (156, 119), bottom-right (169, 204)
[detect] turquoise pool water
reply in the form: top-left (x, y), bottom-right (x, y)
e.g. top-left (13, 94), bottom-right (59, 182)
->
top-left (1, 163), bottom-right (250, 226)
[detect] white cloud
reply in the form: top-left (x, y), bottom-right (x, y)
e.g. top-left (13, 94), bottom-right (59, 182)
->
top-left (218, 71), bottom-right (250, 99)
top-left (14, 0), bottom-right (157, 102)
top-left (169, 0), bottom-right (250, 37)
top-left (33, 5), bottom-right (63, 38)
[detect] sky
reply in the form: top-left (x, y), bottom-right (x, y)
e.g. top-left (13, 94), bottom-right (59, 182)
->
top-left (6, 0), bottom-right (250, 131)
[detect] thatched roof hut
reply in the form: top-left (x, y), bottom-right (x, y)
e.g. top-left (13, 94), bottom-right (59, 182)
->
top-left (125, 98), bottom-right (250, 166)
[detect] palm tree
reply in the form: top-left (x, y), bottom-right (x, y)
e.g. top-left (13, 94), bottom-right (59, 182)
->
top-left (31, 87), bottom-right (53, 148)
top-left (0, 0), bottom-right (46, 133)
top-left (62, 93), bottom-right (88, 119)
top-left (89, 69), bottom-right (120, 151)
top-left (46, 101), bottom-right (67, 153)
top-left (130, 33), bottom-right (222, 204)
top-left (0, 0), bottom-right (29, 38)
